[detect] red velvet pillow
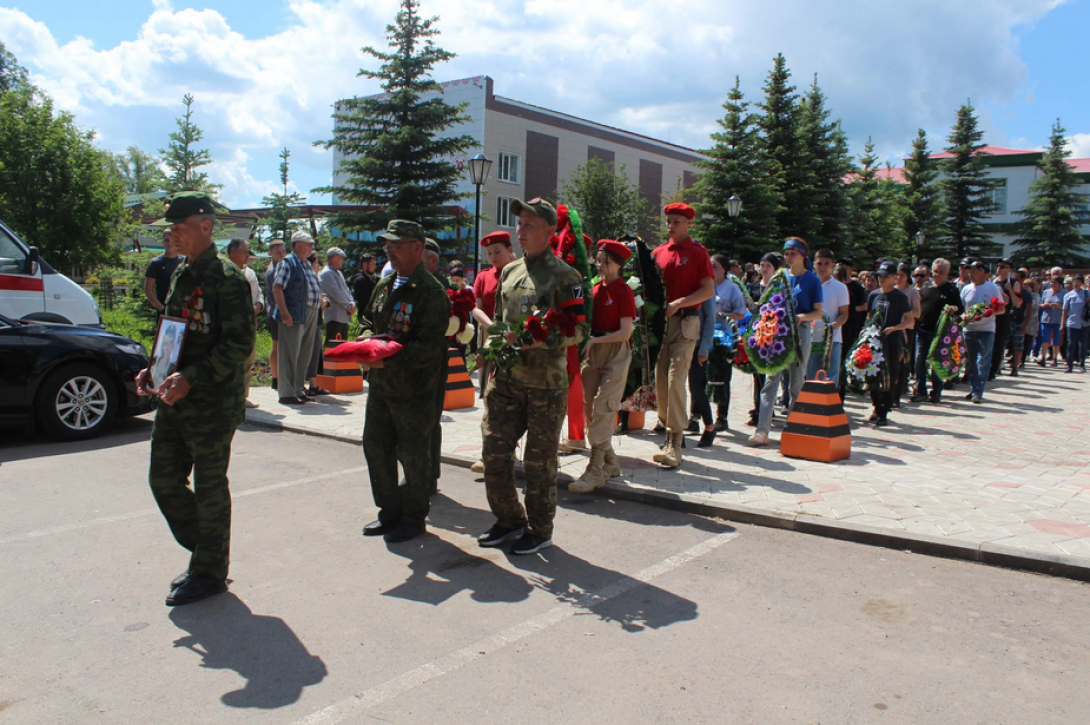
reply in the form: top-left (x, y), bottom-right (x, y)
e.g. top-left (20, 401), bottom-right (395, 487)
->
top-left (323, 336), bottom-right (403, 363)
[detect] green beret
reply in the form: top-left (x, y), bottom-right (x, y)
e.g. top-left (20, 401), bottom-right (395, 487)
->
top-left (154, 191), bottom-right (226, 225)
top-left (377, 219), bottom-right (425, 244)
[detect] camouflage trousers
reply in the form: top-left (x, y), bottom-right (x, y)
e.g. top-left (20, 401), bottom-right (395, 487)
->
top-left (149, 421), bottom-right (235, 582)
top-left (482, 377), bottom-right (567, 539)
top-left (363, 392), bottom-right (439, 525)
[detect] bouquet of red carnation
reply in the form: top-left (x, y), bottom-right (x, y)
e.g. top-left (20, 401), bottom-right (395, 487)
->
top-left (963, 296), bottom-right (1003, 323)
top-left (484, 308), bottom-right (580, 372)
top-left (445, 288), bottom-right (476, 344)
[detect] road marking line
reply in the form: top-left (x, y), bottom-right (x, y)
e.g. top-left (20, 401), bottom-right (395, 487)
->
top-left (294, 530), bottom-right (739, 725)
top-left (0, 466), bottom-right (368, 546)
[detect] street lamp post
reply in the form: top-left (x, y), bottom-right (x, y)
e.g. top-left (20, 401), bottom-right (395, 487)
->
top-left (727, 194), bottom-right (743, 258)
top-left (467, 153), bottom-right (493, 281)
top-left (916, 231), bottom-right (925, 264)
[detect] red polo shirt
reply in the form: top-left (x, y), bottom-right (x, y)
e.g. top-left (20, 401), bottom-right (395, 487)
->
top-left (474, 266), bottom-right (501, 318)
top-left (652, 238), bottom-right (712, 309)
top-left (592, 278), bottom-right (637, 332)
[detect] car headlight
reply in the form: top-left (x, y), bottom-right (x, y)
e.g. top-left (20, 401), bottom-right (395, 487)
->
top-left (116, 341), bottom-right (147, 357)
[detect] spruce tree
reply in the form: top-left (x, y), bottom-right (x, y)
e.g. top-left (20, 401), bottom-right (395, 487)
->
top-left (902, 129), bottom-right (945, 259)
top-left (313, 0), bottom-right (476, 243)
top-left (159, 93), bottom-right (219, 195)
top-left (941, 101), bottom-right (994, 259)
top-left (260, 147), bottom-right (307, 248)
top-left (845, 137), bottom-right (883, 266)
top-left (796, 75), bottom-right (853, 250)
top-left (560, 158), bottom-right (652, 242)
top-left (693, 76), bottom-right (782, 260)
top-left (757, 54), bottom-right (806, 241)
top-left (1013, 119), bottom-right (1089, 267)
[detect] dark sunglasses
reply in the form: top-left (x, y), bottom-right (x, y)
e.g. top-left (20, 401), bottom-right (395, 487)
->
top-left (913, 273), bottom-right (928, 279)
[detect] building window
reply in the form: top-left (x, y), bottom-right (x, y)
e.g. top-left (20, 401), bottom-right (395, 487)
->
top-left (988, 178), bottom-right (1007, 215)
top-left (497, 152), bottom-right (520, 184)
top-left (497, 196), bottom-right (516, 228)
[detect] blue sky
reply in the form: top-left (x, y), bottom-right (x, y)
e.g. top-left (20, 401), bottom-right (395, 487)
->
top-left (2, 0), bottom-right (1087, 208)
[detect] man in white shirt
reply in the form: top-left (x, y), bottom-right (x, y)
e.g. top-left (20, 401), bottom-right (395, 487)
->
top-left (960, 261), bottom-right (1005, 403)
top-left (319, 247), bottom-right (356, 342)
top-left (226, 238), bottom-right (263, 408)
top-left (808, 249), bottom-right (850, 385)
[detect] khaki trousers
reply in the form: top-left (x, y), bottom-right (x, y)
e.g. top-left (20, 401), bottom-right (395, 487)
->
top-left (582, 341), bottom-right (632, 449)
top-left (655, 314), bottom-right (700, 434)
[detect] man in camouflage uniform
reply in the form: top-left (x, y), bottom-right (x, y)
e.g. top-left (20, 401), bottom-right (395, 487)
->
top-left (478, 198), bottom-right (586, 555)
top-left (359, 221), bottom-right (451, 543)
top-left (136, 192), bottom-right (255, 607)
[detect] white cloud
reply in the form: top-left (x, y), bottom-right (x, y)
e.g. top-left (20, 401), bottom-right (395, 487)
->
top-left (0, 0), bottom-right (1079, 207)
top-left (1067, 134), bottom-right (1090, 159)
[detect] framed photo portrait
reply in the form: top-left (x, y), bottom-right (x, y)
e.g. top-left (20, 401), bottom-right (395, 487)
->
top-left (149, 316), bottom-right (187, 390)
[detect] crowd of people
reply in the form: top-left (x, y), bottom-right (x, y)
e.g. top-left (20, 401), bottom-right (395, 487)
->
top-left (136, 190), bottom-right (1088, 606)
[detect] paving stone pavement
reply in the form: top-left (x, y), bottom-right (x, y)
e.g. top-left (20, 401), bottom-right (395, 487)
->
top-left (247, 361), bottom-right (1090, 564)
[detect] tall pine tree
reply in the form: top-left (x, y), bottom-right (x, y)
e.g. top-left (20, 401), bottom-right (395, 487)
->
top-left (160, 93), bottom-right (219, 195)
top-left (1013, 119), bottom-right (1089, 267)
top-left (693, 76), bottom-right (783, 260)
top-left (844, 137), bottom-right (884, 265)
top-left (941, 101), bottom-right (994, 259)
top-left (902, 129), bottom-right (945, 259)
top-left (796, 74), bottom-right (853, 250)
top-left (756, 54), bottom-right (804, 241)
top-left (314, 0), bottom-right (475, 243)
top-left (260, 147), bottom-right (307, 248)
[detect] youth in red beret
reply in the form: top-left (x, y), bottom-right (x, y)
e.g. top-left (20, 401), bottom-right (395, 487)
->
top-left (480, 231), bottom-right (511, 247)
top-left (596, 239), bottom-right (632, 261)
top-left (663, 202), bottom-right (695, 220)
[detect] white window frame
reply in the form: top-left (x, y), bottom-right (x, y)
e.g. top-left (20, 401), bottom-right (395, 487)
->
top-left (497, 152), bottom-right (521, 184)
top-left (988, 178), bottom-right (1008, 215)
top-left (497, 196), bottom-right (516, 228)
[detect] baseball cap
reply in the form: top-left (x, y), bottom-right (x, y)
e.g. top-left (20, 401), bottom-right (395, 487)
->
top-left (509, 198), bottom-right (558, 226)
top-left (970, 260), bottom-right (990, 273)
top-left (875, 261), bottom-right (897, 276)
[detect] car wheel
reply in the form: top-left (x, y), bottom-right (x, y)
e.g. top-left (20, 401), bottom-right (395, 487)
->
top-left (36, 363), bottom-right (118, 441)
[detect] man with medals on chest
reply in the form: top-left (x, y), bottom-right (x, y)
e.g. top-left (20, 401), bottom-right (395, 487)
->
top-left (359, 220), bottom-right (451, 544)
top-left (477, 198), bottom-right (587, 556)
top-left (135, 192), bottom-right (255, 606)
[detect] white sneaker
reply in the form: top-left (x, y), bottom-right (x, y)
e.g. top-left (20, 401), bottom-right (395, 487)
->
top-left (748, 431), bottom-right (769, 446)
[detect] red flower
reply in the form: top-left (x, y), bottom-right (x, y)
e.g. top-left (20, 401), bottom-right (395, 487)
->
top-left (543, 308), bottom-right (578, 338)
top-left (543, 308), bottom-right (560, 328)
top-left (991, 296), bottom-right (1001, 305)
top-left (525, 315), bottom-right (548, 342)
top-left (983, 310), bottom-right (993, 318)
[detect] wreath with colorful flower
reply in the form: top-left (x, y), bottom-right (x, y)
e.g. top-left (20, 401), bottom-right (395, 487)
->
top-left (928, 308), bottom-right (965, 382)
top-left (743, 270), bottom-right (796, 375)
top-left (845, 308), bottom-right (888, 391)
top-left (444, 288), bottom-right (477, 345)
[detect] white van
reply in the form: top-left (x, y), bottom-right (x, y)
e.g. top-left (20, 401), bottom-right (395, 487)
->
top-left (0, 219), bottom-right (102, 326)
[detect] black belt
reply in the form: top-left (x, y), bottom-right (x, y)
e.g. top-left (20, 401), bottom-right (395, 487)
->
top-left (678, 308), bottom-right (700, 318)
top-left (591, 330), bottom-right (609, 338)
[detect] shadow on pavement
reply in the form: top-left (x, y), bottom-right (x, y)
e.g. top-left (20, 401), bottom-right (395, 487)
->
top-left (169, 594), bottom-right (327, 709)
top-left (0, 415), bottom-right (152, 464)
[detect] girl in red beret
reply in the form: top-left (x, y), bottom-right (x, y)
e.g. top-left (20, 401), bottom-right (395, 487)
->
top-left (571, 240), bottom-right (637, 493)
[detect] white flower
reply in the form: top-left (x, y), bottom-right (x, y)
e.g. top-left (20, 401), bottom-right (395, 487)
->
top-left (626, 276), bottom-right (641, 290)
top-left (456, 323), bottom-right (475, 345)
top-left (445, 317), bottom-right (460, 337)
top-left (633, 294), bottom-right (644, 308)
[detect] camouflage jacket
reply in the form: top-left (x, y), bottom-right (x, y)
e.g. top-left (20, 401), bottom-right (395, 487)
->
top-left (360, 262), bottom-right (451, 400)
top-left (493, 250), bottom-right (586, 389)
top-left (157, 243), bottom-right (255, 432)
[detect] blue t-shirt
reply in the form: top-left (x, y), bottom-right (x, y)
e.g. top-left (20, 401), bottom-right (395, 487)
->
top-left (1040, 288), bottom-right (1064, 326)
top-left (1064, 289), bottom-right (1088, 330)
top-left (788, 270), bottom-right (823, 314)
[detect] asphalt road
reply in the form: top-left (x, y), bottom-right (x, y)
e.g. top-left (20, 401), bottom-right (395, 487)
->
top-left (2, 420), bottom-right (1089, 724)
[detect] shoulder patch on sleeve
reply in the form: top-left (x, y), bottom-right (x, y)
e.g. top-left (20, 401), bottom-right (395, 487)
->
top-left (570, 282), bottom-right (583, 300)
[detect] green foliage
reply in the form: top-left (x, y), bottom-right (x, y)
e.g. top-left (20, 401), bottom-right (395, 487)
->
top-left (107, 145), bottom-right (167, 195)
top-left (796, 75), bottom-right (854, 249)
top-left (313, 0), bottom-right (476, 243)
top-left (757, 54), bottom-right (806, 240)
top-left (0, 41), bottom-right (30, 94)
top-left (260, 147), bottom-right (307, 242)
top-left (1013, 119), bottom-right (1090, 268)
top-left (694, 76), bottom-right (783, 259)
top-left (0, 83), bottom-right (128, 271)
top-left (160, 93), bottom-right (220, 195)
top-left (844, 138), bottom-right (909, 266)
top-left (903, 129), bottom-right (946, 259)
top-left (560, 158), bottom-right (653, 241)
top-left (941, 101), bottom-right (995, 259)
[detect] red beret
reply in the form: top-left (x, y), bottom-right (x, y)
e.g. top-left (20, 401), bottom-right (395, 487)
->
top-left (663, 202), bottom-right (695, 220)
top-left (480, 230), bottom-right (511, 247)
top-left (597, 239), bottom-right (632, 261)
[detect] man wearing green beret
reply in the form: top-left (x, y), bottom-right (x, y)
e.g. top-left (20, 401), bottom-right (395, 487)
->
top-left (358, 220), bottom-right (451, 543)
top-left (135, 192), bottom-right (255, 606)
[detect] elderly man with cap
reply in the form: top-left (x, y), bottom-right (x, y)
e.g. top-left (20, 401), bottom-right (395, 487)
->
top-left (319, 246), bottom-right (356, 343)
top-left (651, 202), bottom-right (715, 468)
top-left (263, 238), bottom-right (287, 389)
top-left (135, 192), bottom-right (255, 606)
top-left (960, 260), bottom-right (1005, 403)
top-left (359, 220), bottom-right (451, 543)
top-left (271, 231), bottom-right (322, 405)
top-left (478, 198), bottom-right (586, 555)
top-left (865, 261), bottom-right (914, 426)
